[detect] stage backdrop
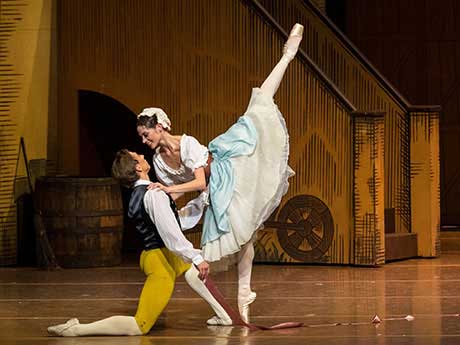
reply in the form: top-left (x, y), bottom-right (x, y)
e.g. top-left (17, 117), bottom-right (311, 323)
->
top-left (54, 0), bottom-right (364, 264)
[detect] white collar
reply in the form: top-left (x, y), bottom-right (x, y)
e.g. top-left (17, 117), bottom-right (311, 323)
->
top-left (134, 179), bottom-right (150, 187)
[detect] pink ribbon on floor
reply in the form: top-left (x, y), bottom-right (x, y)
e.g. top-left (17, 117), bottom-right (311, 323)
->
top-left (203, 277), bottom-right (434, 331)
top-left (204, 277), bottom-right (303, 331)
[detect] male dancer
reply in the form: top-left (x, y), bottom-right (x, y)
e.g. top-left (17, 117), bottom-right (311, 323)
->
top-left (47, 149), bottom-right (232, 336)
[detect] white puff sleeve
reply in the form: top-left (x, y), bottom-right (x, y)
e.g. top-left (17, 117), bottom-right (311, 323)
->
top-left (180, 135), bottom-right (209, 171)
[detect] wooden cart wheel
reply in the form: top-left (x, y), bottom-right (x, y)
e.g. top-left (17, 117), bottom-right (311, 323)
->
top-left (276, 195), bottom-right (334, 262)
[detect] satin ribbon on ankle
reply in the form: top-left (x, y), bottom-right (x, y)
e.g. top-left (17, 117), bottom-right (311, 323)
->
top-left (204, 277), bottom-right (303, 331)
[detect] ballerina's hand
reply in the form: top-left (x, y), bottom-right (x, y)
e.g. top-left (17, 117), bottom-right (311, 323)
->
top-left (148, 182), bottom-right (173, 194)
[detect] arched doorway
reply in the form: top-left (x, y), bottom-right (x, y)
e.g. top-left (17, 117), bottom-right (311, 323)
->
top-left (78, 90), bottom-right (151, 176)
top-left (78, 90), bottom-right (154, 254)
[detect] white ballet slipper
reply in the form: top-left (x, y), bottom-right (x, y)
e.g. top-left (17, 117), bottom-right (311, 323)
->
top-left (283, 23), bottom-right (304, 60)
top-left (206, 315), bottom-right (233, 326)
top-left (47, 318), bottom-right (80, 336)
top-left (238, 291), bottom-right (257, 323)
top-left (207, 325), bottom-right (234, 336)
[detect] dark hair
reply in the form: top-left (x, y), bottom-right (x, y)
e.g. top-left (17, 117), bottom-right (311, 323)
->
top-left (111, 149), bottom-right (139, 188)
top-left (137, 115), bottom-right (158, 129)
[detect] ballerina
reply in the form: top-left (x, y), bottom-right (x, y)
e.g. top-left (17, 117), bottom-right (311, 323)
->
top-left (136, 23), bottom-right (303, 324)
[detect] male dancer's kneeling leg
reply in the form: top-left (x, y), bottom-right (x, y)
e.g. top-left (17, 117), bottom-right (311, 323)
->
top-left (47, 150), bottom-right (231, 336)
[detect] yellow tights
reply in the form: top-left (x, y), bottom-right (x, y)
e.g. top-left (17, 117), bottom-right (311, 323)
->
top-left (134, 248), bottom-right (190, 334)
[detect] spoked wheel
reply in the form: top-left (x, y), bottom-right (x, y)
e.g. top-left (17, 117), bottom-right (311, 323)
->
top-left (275, 195), bottom-right (334, 262)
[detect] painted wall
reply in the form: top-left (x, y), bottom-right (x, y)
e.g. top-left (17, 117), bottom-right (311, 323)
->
top-left (0, 0), bottom-right (55, 265)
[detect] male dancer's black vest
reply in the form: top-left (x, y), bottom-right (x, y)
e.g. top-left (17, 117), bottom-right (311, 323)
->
top-left (128, 185), bottom-right (181, 251)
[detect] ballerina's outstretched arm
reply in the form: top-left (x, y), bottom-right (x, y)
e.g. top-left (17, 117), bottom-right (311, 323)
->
top-left (260, 23), bottom-right (303, 98)
top-left (149, 167), bottom-right (207, 196)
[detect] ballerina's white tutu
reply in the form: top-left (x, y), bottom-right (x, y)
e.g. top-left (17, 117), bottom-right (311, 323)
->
top-left (201, 87), bottom-right (294, 263)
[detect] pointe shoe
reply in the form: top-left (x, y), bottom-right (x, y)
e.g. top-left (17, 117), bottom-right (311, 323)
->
top-left (283, 23), bottom-right (304, 59)
top-left (206, 315), bottom-right (233, 326)
top-left (238, 291), bottom-right (257, 324)
top-left (47, 318), bottom-right (80, 336)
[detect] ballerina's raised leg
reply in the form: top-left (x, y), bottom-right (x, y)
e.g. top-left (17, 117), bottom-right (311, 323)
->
top-left (237, 23), bottom-right (303, 323)
top-left (260, 23), bottom-right (303, 98)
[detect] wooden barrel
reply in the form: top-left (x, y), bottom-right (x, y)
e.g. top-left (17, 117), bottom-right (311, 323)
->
top-left (34, 177), bottom-right (123, 268)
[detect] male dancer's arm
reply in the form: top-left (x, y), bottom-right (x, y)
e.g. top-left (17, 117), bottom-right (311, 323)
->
top-left (143, 189), bottom-right (234, 325)
top-left (143, 189), bottom-right (209, 280)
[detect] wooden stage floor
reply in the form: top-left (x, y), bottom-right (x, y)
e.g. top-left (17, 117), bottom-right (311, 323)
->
top-left (2, 254), bottom-right (460, 345)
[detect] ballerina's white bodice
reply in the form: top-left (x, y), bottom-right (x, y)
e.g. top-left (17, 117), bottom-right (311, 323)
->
top-left (152, 134), bottom-right (209, 186)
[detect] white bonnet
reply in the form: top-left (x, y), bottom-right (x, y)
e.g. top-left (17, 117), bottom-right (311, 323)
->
top-left (137, 107), bottom-right (171, 131)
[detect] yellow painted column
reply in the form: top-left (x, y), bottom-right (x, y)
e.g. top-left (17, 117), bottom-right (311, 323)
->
top-left (410, 108), bottom-right (441, 257)
top-left (0, 0), bottom-right (55, 265)
top-left (353, 112), bottom-right (385, 265)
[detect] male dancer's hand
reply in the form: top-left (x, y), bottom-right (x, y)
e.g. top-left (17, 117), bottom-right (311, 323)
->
top-left (196, 261), bottom-right (210, 281)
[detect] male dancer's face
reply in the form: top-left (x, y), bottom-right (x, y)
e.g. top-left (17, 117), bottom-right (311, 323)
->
top-left (129, 151), bottom-right (150, 175)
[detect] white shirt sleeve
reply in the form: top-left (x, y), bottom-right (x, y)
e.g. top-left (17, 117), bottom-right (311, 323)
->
top-left (143, 189), bottom-right (204, 265)
top-left (178, 190), bottom-right (209, 230)
top-left (181, 135), bottom-right (209, 171)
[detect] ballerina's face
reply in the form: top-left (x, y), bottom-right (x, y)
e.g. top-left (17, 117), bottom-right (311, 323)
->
top-left (137, 124), bottom-right (163, 149)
